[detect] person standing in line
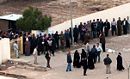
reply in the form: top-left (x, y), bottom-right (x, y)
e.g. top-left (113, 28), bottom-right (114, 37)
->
top-left (117, 17), bottom-right (122, 36)
top-left (99, 19), bottom-right (104, 33)
top-left (64, 29), bottom-right (71, 48)
top-left (91, 19), bottom-right (97, 38)
top-left (54, 31), bottom-right (59, 49)
top-left (86, 20), bottom-right (92, 39)
top-left (73, 25), bottom-right (79, 44)
top-left (111, 18), bottom-right (117, 36)
top-left (103, 54), bottom-right (112, 74)
top-left (66, 49), bottom-right (72, 72)
top-left (24, 38), bottom-right (30, 56)
top-left (13, 41), bottom-right (19, 58)
top-left (78, 22), bottom-right (84, 41)
top-left (127, 16), bottom-right (130, 33)
top-left (30, 34), bottom-right (37, 55)
top-left (59, 31), bottom-right (65, 52)
top-left (122, 18), bottom-right (128, 35)
top-left (104, 19), bottom-right (110, 37)
top-left (96, 43), bottom-right (102, 62)
top-left (96, 19), bottom-right (101, 37)
top-left (117, 53), bottom-right (125, 71)
top-left (33, 46), bottom-right (38, 64)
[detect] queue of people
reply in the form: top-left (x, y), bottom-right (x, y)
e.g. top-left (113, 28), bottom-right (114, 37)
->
top-left (3, 16), bottom-right (129, 59)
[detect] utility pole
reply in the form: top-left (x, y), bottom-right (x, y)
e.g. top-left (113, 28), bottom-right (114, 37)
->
top-left (128, 65), bottom-right (130, 79)
top-left (70, 0), bottom-right (74, 45)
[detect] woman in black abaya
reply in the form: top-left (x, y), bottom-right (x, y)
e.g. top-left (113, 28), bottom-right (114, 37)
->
top-left (73, 50), bottom-right (80, 68)
top-left (88, 50), bottom-right (95, 69)
top-left (117, 53), bottom-right (124, 71)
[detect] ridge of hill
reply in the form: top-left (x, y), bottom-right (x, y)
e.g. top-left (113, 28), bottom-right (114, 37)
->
top-left (0, 0), bottom-right (130, 25)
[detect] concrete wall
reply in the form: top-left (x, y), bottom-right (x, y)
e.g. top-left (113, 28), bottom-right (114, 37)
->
top-left (48, 3), bottom-right (130, 33)
top-left (0, 38), bottom-right (10, 64)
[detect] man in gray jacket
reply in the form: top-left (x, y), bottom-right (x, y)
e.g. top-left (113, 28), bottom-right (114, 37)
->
top-left (13, 41), bottom-right (19, 58)
top-left (103, 54), bottom-right (112, 74)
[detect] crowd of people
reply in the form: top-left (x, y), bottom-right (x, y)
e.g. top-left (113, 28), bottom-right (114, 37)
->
top-left (66, 43), bottom-right (102, 75)
top-left (1, 16), bottom-right (129, 75)
top-left (66, 44), bottom-right (125, 76)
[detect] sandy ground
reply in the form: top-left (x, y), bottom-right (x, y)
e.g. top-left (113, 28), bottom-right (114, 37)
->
top-left (4, 34), bottom-right (130, 79)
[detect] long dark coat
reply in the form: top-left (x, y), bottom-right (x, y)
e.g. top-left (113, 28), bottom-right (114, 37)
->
top-left (73, 50), bottom-right (80, 68)
top-left (81, 49), bottom-right (88, 69)
top-left (122, 20), bottom-right (128, 34)
top-left (99, 33), bottom-right (106, 52)
top-left (73, 27), bottom-right (79, 43)
top-left (117, 55), bottom-right (124, 71)
top-left (104, 22), bottom-right (110, 37)
top-left (30, 36), bottom-right (37, 54)
top-left (117, 20), bottom-right (122, 36)
top-left (88, 52), bottom-right (95, 69)
top-left (24, 40), bottom-right (30, 56)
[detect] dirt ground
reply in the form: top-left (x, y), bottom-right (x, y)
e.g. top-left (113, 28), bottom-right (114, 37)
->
top-left (0, 0), bottom-right (130, 25)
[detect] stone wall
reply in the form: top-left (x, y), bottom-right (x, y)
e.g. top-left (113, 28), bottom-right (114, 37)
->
top-left (0, 0), bottom-right (7, 4)
top-left (0, 20), bottom-right (9, 31)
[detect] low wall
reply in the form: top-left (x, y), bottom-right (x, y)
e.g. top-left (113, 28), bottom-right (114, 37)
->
top-left (0, 38), bottom-right (10, 64)
top-left (48, 3), bottom-right (130, 33)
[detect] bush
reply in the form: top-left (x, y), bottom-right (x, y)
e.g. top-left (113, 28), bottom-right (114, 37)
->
top-left (16, 6), bottom-right (52, 31)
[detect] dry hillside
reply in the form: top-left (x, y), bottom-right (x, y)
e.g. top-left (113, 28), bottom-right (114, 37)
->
top-left (0, 0), bottom-right (130, 25)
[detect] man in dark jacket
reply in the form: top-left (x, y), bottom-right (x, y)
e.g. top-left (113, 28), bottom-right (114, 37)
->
top-left (73, 25), bottom-right (79, 44)
top-left (90, 45), bottom-right (98, 63)
top-left (96, 19), bottom-right (101, 37)
top-left (91, 19), bottom-right (97, 38)
top-left (54, 31), bottom-right (59, 49)
top-left (66, 49), bottom-right (72, 72)
top-left (64, 29), bottom-right (71, 48)
top-left (103, 54), bottom-right (112, 74)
